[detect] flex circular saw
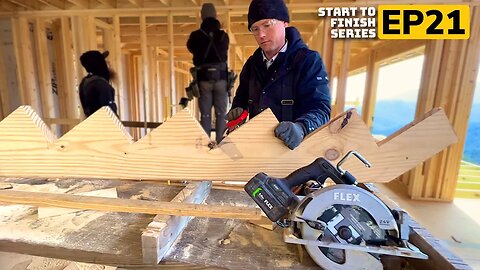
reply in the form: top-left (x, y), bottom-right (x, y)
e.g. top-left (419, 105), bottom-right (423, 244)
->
top-left (245, 151), bottom-right (428, 270)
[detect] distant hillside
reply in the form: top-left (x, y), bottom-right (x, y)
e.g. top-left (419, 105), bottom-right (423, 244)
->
top-left (470, 104), bottom-right (480, 123)
top-left (372, 100), bottom-right (416, 136)
top-left (464, 122), bottom-right (480, 164)
top-left (371, 100), bottom-right (480, 164)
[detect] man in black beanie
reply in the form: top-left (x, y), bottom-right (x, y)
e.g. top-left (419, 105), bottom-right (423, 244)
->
top-left (79, 50), bottom-right (118, 117)
top-left (187, 3), bottom-right (230, 143)
top-left (226, 0), bottom-right (331, 149)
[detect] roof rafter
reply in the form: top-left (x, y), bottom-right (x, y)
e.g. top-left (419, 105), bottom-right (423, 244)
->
top-left (96, 0), bottom-right (116, 8)
top-left (66, 0), bottom-right (89, 9)
top-left (37, 0), bottom-right (65, 9)
top-left (5, 0), bottom-right (40, 10)
top-left (127, 0), bottom-right (143, 7)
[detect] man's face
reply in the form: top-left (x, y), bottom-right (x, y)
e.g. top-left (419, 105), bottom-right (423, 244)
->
top-left (250, 19), bottom-right (288, 58)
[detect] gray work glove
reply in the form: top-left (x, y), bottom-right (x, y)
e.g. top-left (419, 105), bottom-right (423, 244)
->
top-left (274, 121), bottom-right (306, 150)
top-left (226, 107), bottom-right (244, 121)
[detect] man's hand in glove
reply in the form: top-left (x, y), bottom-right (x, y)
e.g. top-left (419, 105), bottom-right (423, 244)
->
top-left (274, 121), bottom-right (306, 150)
top-left (226, 107), bottom-right (245, 121)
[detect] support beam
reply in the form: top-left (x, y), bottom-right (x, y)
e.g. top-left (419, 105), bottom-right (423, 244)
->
top-left (142, 181), bottom-right (211, 264)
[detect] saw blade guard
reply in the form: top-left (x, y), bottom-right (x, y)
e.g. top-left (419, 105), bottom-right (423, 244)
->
top-left (296, 184), bottom-right (399, 269)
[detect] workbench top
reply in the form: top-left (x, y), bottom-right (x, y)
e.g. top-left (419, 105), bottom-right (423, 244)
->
top-left (0, 178), bottom-right (317, 269)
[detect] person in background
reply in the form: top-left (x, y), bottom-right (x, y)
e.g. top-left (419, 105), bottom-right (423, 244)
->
top-left (226, 0), bottom-right (331, 149)
top-left (79, 50), bottom-right (118, 117)
top-left (187, 3), bottom-right (230, 143)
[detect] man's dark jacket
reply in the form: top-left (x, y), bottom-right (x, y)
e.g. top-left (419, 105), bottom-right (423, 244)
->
top-left (231, 27), bottom-right (331, 135)
top-left (187, 18), bottom-right (229, 81)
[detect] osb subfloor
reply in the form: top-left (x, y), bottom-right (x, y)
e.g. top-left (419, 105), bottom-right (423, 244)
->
top-left (377, 181), bottom-right (480, 270)
top-left (0, 252), bottom-right (116, 270)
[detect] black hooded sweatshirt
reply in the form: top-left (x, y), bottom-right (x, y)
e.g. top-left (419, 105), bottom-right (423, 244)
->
top-left (187, 18), bottom-right (229, 81)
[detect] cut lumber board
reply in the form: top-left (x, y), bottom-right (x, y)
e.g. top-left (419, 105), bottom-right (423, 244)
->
top-left (38, 187), bottom-right (118, 218)
top-left (142, 181), bottom-right (211, 264)
top-left (0, 189), bottom-right (260, 220)
top-left (0, 105), bottom-right (456, 183)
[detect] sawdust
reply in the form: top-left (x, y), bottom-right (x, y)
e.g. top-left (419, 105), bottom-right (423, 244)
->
top-left (226, 230), bottom-right (250, 246)
top-left (218, 238), bottom-right (231, 245)
top-left (172, 243), bottom-right (193, 261)
top-left (12, 182), bottom-right (70, 193)
top-left (130, 189), bottom-right (153, 200)
top-left (64, 261), bottom-right (117, 270)
top-left (1, 253), bottom-right (117, 270)
top-left (0, 183), bottom-right (109, 246)
top-left (0, 206), bottom-right (106, 245)
top-left (275, 259), bottom-right (294, 268)
top-left (25, 257), bottom-right (70, 270)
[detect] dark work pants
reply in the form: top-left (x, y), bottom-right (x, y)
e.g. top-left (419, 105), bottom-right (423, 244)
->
top-left (198, 80), bottom-right (228, 143)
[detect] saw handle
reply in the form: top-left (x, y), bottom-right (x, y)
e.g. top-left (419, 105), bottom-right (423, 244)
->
top-left (284, 157), bottom-right (356, 188)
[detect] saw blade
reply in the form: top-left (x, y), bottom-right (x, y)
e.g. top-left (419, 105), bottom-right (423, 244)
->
top-left (301, 206), bottom-right (382, 269)
top-left (297, 185), bottom-right (398, 269)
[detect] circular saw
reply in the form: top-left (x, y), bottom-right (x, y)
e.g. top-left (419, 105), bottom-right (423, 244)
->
top-left (245, 151), bottom-right (428, 269)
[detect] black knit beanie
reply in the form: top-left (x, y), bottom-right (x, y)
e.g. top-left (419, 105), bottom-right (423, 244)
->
top-left (247, 0), bottom-right (290, 30)
top-left (201, 3), bottom-right (217, 20)
top-left (80, 50), bottom-right (110, 81)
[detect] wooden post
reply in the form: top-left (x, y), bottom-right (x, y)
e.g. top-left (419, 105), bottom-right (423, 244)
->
top-left (57, 17), bottom-right (80, 126)
top-left (362, 50), bottom-right (379, 129)
top-left (0, 37), bottom-right (9, 118)
top-left (113, 15), bottom-right (125, 120)
top-left (33, 18), bottom-right (55, 123)
top-left (334, 40), bottom-right (351, 116)
top-left (161, 61), bottom-right (170, 120)
top-left (321, 17), bottom-right (335, 91)
top-left (168, 12), bottom-right (176, 115)
top-left (406, 6), bottom-right (480, 201)
top-left (140, 14), bottom-right (150, 125)
top-left (11, 17), bottom-right (40, 111)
